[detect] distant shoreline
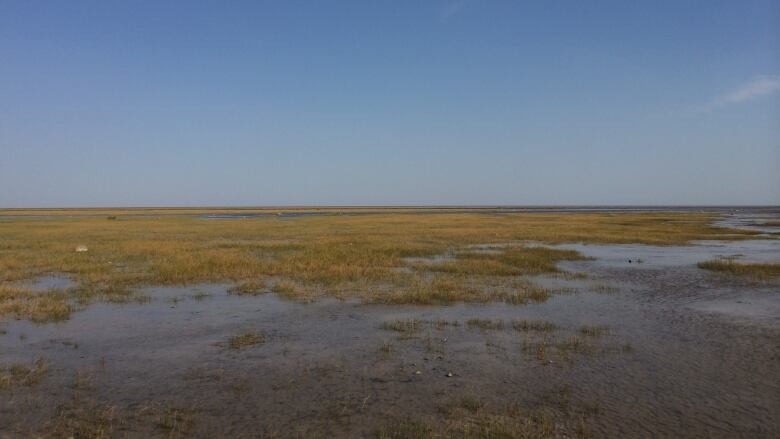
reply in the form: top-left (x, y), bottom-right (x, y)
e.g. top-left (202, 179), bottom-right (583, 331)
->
top-left (1, 205), bottom-right (778, 218)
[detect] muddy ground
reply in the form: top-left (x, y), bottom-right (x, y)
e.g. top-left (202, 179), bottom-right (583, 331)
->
top-left (1, 213), bottom-right (779, 438)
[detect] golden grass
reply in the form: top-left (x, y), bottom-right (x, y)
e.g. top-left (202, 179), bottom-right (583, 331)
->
top-left (155, 405), bottom-right (194, 436)
top-left (227, 331), bottom-right (266, 350)
top-left (579, 325), bottom-right (610, 337)
top-left (0, 206), bottom-right (517, 217)
top-left (698, 259), bottom-right (780, 279)
top-left (466, 318), bottom-right (504, 330)
top-left (189, 291), bottom-right (212, 301)
top-left (227, 280), bottom-right (267, 296)
top-left (434, 319), bottom-right (460, 329)
top-left (0, 357), bottom-right (48, 389)
top-left (374, 275), bottom-right (554, 306)
top-left (0, 285), bottom-right (72, 322)
top-left (46, 403), bottom-right (121, 439)
top-left (44, 399), bottom-right (193, 439)
top-left (376, 410), bottom-right (559, 439)
top-left (512, 319), bottom-right (558, 332)
top-left (425, 247), bottom-right (587, 276)
top-left (0, 210), bottom-right (758, 321)
top-left (271, 280), bottom-right (298, 295)
top-left (521, 335), bottom-right (596, 362)
top-left (382, 319), bottom-right (423, 338)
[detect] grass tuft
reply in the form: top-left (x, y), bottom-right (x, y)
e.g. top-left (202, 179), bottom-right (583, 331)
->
top-left (382, 319), bottom-right (423, 338)
top-left (227, 331), bottom-right (266, 350)
top-left (376, 410), bottom-right (560, 439)
top-left (0, 357), bottom-right (48, 389)
top-left (376, 420), bottom-right (433, 439)
top-left (579, 325), bottom-right (609, 337)
top-left (466, 318), bottom-right (504, 330)
top-left (512, 319), bottom-right (558, 332)
top-left (0, 285), bottom-right (72, 322)
top-left (271, 280), bottom-right (297, 295)
top-left (228, 280), bottom-right (267, 296)
top-left (698, 259), bottom-right (780, 279)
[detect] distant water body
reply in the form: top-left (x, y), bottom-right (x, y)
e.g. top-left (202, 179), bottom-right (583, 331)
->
top-left (0, 206), bottom-right (778, 220)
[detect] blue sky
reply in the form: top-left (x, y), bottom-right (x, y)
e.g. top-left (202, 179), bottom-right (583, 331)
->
top-left (1, 0), bottom-right (778, 207)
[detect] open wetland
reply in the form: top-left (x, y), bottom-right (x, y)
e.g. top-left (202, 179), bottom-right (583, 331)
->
top-left (1, 208), bottom-right (779, 438)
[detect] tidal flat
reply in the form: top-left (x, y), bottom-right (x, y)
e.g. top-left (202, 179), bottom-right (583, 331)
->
top-left (0, 208), bottom-right (779, 437)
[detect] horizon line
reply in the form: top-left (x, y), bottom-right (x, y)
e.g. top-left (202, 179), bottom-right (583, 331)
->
top-left (1, 204), bottom-right (778, 211)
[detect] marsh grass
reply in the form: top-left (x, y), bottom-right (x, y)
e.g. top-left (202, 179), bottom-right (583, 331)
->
top-left (0, 285), bottom-right (72, 322)
top-left (434, 319), bottom-right (460, 329)
top-left (227, 280), bottom-right (267, 296)
top-left (0, 357), bottom-right (48, 389)
top-left (46, 398), bottom-right (194, 439)
top-left (424, 247), bottom-right (588, 277)
top-left (422, 333), bottom-right (443, 354)
top-left (591, 284), bottom-right (618, 294)
top-left (376, 420), bottom-right (433, 438)
top-left (271, 280), bottom-right (298, 295)
top-left (373, 276), bottom-right (486, 305)
top-left (189, 291), bottom-right (212, 301)
top-left (0, 210), bottom-right (757, 322)
top-left (512, 319), bottom-right (558, 332)
top-left (382, 319), bottom-right (423, 338)
top-left (698, 259), bottom-right (780, 279)
top-left (579, 325), bottom-right (609, 337)
top-left (71, 371), bottom-right (95, 392)
top-left (376, 410), bottom-right (559, 439)
top-left (466, 318), bottom-right (504, 330)
top-left (557, 335), bottom-right (592, 352)
top-left (48, 401), bottom-right (123, 439)
top-left (459, 396), bottom-right (486, 412)
top-left (156, 406), bottom-right (194, 436)
top-left (379, 341), bottom-right (394, 356)
top-left (375, 275), bottom-right (552, 305)
top-left (227, 331), bottom-right (266, 350)
top-left (506, 285), bottom-right (551, 304)
top-left (521, 334), bottom-right (599, 362)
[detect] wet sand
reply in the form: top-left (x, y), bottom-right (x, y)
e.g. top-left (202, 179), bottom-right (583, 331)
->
top-left (1, 213), bottom-right (778, 437)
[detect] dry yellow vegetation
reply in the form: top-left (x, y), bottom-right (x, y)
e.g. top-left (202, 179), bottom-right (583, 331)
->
top-left (0, 285), bottom-right (72, 322)
top-left (698, 259), bottom-right (780, 278)
top-left (0, 357), bottom-right (48, 389)
top-left (227, 331), bottom-right (266, 350)
top-left (0, 210), bottom-right (758, 321)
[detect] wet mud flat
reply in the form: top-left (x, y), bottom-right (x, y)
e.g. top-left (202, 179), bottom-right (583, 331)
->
top-left (1, 240), bottom-right (780, 437)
